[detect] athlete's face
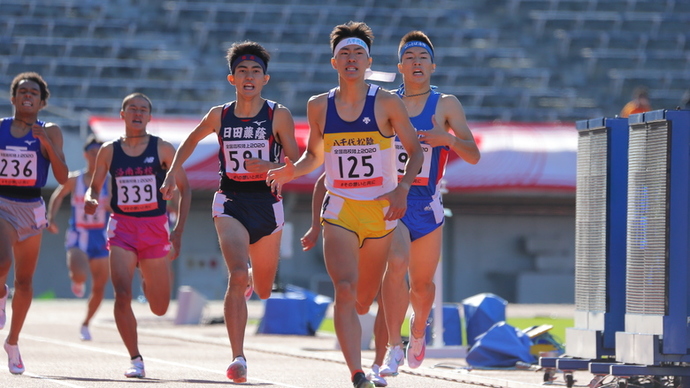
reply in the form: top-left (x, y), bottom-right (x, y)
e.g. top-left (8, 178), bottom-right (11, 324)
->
top-left (331, 44), bottom-right (372, 79)
top-left (398, 46), bottom-right (435, 83)
top-left (228, 60), bottom-right (269, 97)
top-left (120, 96), bottom-right (151, 130)
top-left (11, 79), bottom-right (45, 114)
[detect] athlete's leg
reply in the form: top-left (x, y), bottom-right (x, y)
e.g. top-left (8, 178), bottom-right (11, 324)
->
top-left (381, 224), bottom-right (411, 347)
top-left (83, 256), bottom-right (109, 327)
top-left (356, 233), bottom-right (392, 314)
top-left (109, 246), bottom-right (139, 357)
top-left (408, 225), bottom-right (443, 338)
top-left (67, 247), bottom-right (89, 285)
top-left (5, 232), bottom-right (42, 345)
top-left (215, 216), bottom-right (251, 359)
top-left (248, 231), bottom-right (281, 299)
top-left (323, 222), bottom-right (363, 376)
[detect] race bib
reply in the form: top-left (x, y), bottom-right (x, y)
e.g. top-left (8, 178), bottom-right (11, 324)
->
top-left (329, 144), bottom-right (383, 189)
top-left (223, 139), bottom-right (270, 181)
top-left (395, 140), bottom-right (431, 186)
top-left (0, 149), bottom-right (38, 186)
top-left (115, 175), bottom-right (157, 212)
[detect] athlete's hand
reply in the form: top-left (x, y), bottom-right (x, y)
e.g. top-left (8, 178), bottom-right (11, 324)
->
top-left (245, 158), bottom-right (274, 173)
top-left (30, 122), bottom-right (49, 143)
top-left (416, 115), bottom-right (450, 147)
top-left (266, 156), bottom-right (295, 197)
top-left (46, 222), bottom-right (59, 234)
top-left (300, 226), bottom-right (321, 251)
top-left (375, 183), bottom-right (410, 221)
top-left (160, 174), bottom-right (176, 201)
top-left (84, 199), bottom-right (99, 215)
top-left (169, 229), bottom-right (182, 261)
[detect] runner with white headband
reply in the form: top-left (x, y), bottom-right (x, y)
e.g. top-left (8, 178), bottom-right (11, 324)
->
top-left (266, 21), bottom-right (424, 388)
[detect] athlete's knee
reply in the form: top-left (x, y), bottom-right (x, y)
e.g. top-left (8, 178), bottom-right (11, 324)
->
top-left (410, 278), bottom-right (435, 296)
top-left (149, 299), bottom-right (169, 316)
top-left (386, 254), bottom-right (409, 277)
top-left (228, 266), bottom-right (249, 288)
top-left (355, 300), bottom-right (371, 315)
top-left (333, 280), bottom-right (356, 302)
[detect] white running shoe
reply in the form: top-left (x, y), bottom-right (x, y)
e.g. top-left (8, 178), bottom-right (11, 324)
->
top-left (406, 314), bottom-right (427, 369)
top-left (379, 344), bottom-right (404, 377)
top-left (125, 357), bottom-right (145, 378)
top-left (0, 285), bottom-right (8, 330)
top-left (367, 364), bottom-right (388, 387)
top-left (226, 356), bottom-right (247, 383)
top-left (4, 340), bottom-right (24, 375)
top-left (71, 282), bottom-right (85, 298)
top-left (80, 325), bottom-right (92, 341)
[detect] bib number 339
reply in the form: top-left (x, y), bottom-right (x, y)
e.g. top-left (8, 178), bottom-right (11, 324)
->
top-left (115, 175), bottom-right (157, 212)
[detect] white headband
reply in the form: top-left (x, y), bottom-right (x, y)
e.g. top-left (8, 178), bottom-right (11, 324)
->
top-left (333, 37), bottom-right (370, 57)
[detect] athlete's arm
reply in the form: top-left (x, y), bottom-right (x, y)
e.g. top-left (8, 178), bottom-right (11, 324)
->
top-left (376, 92), bottom-right (424, 221)
top-left (267, 94), bottom-right (327, 196)
top-left (159, 139), bottom-right (191, 260)
top-left (160, 105), bottom-right (220, 200)
top-left (85, 143), bottom-right (113, 215)
top-left (245, 104), bottom-right (301, 173)
top-left (46, 173), bottom-right (76, 234)
top-left (301, 172), bottom-right (326, 251)
top-left (419, 94), bottom-right (480, 165)
top-left (38, 123), bottom-right (69, 184)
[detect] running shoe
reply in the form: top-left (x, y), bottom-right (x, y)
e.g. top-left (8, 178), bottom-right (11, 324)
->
top-left (226, 356), bottom-right (247, 383)
top-left (125, 357), bottom-right (145, 378)
top-left (80, 325), bottom-right (92, 341)
top-left (406, 314), bottom-right (427, 369)
top-left (366, 364), bottom-right (388, 387)
top-left (379, 344), bottom-right (404, 376)
top-left (245, 266), bottom-right (254, 301)
top-left (0, 285), bottom-right (8, 330)
top-left (71, 282), bottom-right (85, 298)
top-left (4, 340), bottom-right (24, 375)
top-left (352, 371), bottom-right (375, 388)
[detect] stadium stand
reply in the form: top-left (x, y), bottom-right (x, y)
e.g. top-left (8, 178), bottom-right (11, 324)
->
top-left (1, 0), bottom-right (689, 131)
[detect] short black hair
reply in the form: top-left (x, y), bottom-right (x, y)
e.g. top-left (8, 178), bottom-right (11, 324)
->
top-left (330, 21), bottom-right (374, 54)
top-left (226, 41), bottom-right (270, 74)
top-left (10, 72), bottom-right (50, 101)
top-left (121, 92), bottom-right (153, 111)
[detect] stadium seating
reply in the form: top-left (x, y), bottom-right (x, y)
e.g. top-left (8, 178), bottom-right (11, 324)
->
top-left (1, 0), bottom-right (690, 130)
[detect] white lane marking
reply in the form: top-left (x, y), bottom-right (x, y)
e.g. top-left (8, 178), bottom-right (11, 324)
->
top-left (21, 333), bottom-right (305, 388)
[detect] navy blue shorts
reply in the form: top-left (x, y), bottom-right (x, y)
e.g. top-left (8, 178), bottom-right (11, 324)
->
top-left (212, 191), bottom-right (284, 244)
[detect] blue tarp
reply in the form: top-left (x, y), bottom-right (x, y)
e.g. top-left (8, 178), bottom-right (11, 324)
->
top-left (462, 293), bottom-right (507, 347)
top-left (466, 321), bottom-right (536, 367)
top-left (257, 285), bottom-right (332, 336)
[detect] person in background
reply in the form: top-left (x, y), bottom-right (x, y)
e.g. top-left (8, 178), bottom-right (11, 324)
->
top-left (85, 92), bottom-right (191, 378)
top-left (266, 21), bottom-right (424, 388)
top-left (0, 72), bottom-right (69, 374)
top-left (620, 85), bottom-right (652, 118)
top-left (47, 135), bottom-right (111, 342)
top-left (160, 41), bottom-right (299, 383)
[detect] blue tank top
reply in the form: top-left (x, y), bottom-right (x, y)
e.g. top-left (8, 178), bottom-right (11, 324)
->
top-left (109, 136), bottom-right (166, 217)
top-left (0, 117), bottom-right (51, 200)
top-left (217, 100), bottom-right (282, 194)
top-left (394, 90), bottom-right (449, 199)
